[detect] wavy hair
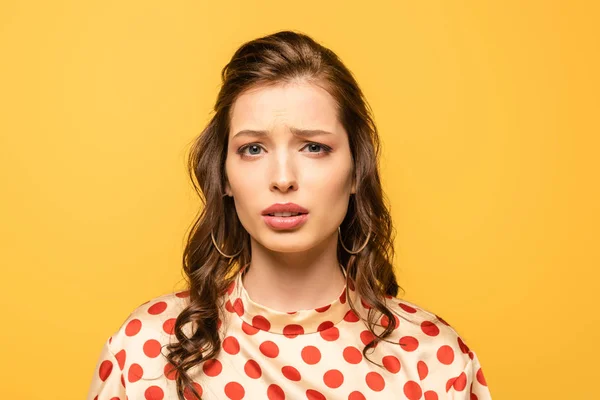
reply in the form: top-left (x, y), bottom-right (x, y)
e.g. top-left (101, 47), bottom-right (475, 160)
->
top-left (165, 29), bottom-right (415, 400)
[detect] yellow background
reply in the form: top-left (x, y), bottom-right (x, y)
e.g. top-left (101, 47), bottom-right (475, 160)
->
top-left (1, 1), bottom-right (598, 399)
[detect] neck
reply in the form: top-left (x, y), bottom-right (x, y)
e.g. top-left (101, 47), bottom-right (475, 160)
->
top-left (242, 231), bottom-right (346, 312)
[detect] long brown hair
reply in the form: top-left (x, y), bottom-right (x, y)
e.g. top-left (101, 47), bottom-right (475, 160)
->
top-left (165, 29), bottom-right (412, 400)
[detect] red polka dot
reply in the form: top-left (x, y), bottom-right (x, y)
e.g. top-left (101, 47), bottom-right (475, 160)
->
top-left (148, 301), bottom-right (167, 315)
top-left (319, 326), bottom-right (339, 341)
top-left (183, 382), bottom-right (203, 400)
top-left (436, 314), bottom-right (451, 326)
top-left (417, 360), bottom-right (429, 380)
top-left (301, 346), bottom-right (321, 365)
top-left (347, 278), bottom-right (356, 291)
top-left (233, 298), bottom-right (244, 316)
top-left (306, 389), bottom-right (326, 400)
top-left (252, 315), bottom-right (271, 331)
top-left (360, 330), bottom-right (375, 345)
top-left (203, 359), bottom-right (222, 377)
top-left (315, 304), bottom-right (331, 312)
top-left (339, 290), bottom-right (347, 304)
top-left (403, 381), bottom-right (423, 400)
top-left (175, 290), bottom-right (190, 298)
top-left (227, 281), bottom-right (235, 295)
top-left (119, 374), bottom-right (125, 388)
top-left (458, 337), bottom-right (470, 354)
top-left (144, 385), bottom-right (164, 400)
top-left (437, 345), bottom-right (455, 365)
top-left (224, 381), bottom-right (245, 400)
top-left (267, 384), bottom-right (285, 400)
top-left (348, 391), bottom-right (366, 400)
top-left (360, 298), bottom-right (372, 309)
top-left (223, 336), bottom-right (240, 355)
top-left (225, 300), bottom-right (235, 313)
top-left (99, 360), bottom-right (113, 381)
top-left (399, 336), bottom-right (419, 351)
top-left (164, 363), bottom-right (177, 380)
top-left (128, 363), bottom-right (143, 382)
top-left (125, 319), bottom-right (142, 336)
top-left (323, 369), bottom-right (344, 388)
top-left (366, 371), bottom-right (385, 391)
top-left (477, 367), bottom-right (487, 386)
top-left (421, 321), bottom-right (440, 336)
top-left (114, 349), bottom-right (126, 370)
top-left (282, 365), bottom-right (301, 381)
top-left (445, 378), bottom-right (453, 392)
top-left (259, 341), bottom-right (279, 358)
top-left (244, 359), bottom-right (262, 379)
top-left (344, 310), bottom-right (360, 322)
top-left (163, 318), bottom-right (176, 335)
top-left (143, 339), bottom-right (162, 358)
top-left (242, 321), bottom-right (259, 335)
top-left (424, 390), bottom-right (439, 400)
top-left (382, 355), bottom-right (400, 373)
top-left (452, 372), bottom-right (467, 391)
top-left (283, 324), bottom-right (304, 338)
top-left (381, 314), bottom-right (400, 330)
top-left (317, 321), bottom-right (333, 331)
top-left (343, 346), bottom-right (362, 364)
top-left (398, 302), bottom-right (417, 313)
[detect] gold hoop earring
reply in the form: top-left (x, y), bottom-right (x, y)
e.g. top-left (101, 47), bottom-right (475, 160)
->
top-left (338, 226), bottom-right (371, 254)
top-left (211, 230), bottom-right (243, 258)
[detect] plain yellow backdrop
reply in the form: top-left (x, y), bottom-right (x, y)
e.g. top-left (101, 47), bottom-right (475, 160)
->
top-left (1, 1), bottom-right (598, 399)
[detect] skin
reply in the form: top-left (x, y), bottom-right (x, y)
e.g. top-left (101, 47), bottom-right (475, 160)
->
top-left (224, 79), bottom-right (356, 312)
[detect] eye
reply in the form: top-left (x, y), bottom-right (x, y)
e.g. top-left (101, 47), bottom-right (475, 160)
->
top-left (303, 143), bottom-right (323, 153)
top-left (301, 142), bottom-right (333, 154)
top-left (238, 144), bottom-right (263, 156)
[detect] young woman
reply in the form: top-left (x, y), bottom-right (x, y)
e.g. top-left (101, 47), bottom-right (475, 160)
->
top-left (87, 30), bottom-right (492, 400)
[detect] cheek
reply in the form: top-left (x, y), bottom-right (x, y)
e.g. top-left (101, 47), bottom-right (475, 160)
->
top-left (227, 166), bottom-right (264, 225)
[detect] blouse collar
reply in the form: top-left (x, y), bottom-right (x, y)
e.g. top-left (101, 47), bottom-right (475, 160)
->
top-left (224, 263), bottom-right (360, 336)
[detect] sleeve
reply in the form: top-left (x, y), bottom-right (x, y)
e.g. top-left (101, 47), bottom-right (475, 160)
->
top-left (86, 338), bottom-right (127, 400)
top-left (448, 350), bottom-right (492, 399)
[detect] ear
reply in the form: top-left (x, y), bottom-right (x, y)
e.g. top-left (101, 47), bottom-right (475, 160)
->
top-left (224, 180), bottom-right (232, 197)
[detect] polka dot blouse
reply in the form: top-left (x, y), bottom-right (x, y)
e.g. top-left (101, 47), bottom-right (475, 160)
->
top-left (87, 266), bottom-right (492, 399)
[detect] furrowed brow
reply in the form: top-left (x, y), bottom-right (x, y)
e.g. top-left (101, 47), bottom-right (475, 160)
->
top-left (232, 127), bottom-right (334, 140)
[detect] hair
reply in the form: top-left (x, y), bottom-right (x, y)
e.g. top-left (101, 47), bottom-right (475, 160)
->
top-left (164, 29), bottom-right (420, 400)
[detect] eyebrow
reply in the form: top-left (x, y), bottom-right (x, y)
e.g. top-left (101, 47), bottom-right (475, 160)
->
top-left (232, 127), bottom-right (334, 140)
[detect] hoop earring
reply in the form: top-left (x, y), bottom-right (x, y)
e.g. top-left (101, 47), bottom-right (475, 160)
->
top-left (211, 229), bottom-right (243, 258)
top-left (338, 226), bottom-right (371, 254)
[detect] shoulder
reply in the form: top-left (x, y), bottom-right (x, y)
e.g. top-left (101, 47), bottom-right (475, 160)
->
top-left (104, 290), bottom-right (191, 380)
top-left (377, 296), bottom-right (476, 369)
top-left (373, 297), bottom-right (491, 396)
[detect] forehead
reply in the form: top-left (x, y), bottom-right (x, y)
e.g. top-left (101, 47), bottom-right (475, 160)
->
top-left (229, 81), bottom-right (340, 136)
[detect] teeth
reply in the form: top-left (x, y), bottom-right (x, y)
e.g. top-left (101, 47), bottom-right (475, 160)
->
top-left (269, 212), bottom-right (301, 217)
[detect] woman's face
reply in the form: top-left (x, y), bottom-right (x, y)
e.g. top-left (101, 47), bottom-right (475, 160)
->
top-left (224, 80), bottom-right (355, 253)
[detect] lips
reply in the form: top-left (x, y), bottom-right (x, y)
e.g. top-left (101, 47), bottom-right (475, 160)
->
top-left (262, 213), bottom-right (309, 230)
top-left (261, 202), bottom-right (309, 216)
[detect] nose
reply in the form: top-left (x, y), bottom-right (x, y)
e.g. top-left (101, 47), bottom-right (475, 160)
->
top-left (269, 150), bottom-right (298, 193)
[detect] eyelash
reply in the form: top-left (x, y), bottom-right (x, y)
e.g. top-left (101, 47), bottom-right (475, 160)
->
top-left (236, 142), bottom-right (333, 159)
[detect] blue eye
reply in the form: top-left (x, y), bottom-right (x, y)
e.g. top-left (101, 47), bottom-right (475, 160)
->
top-left (305, 143), bottom-right (322, 152)
top-left (245, 145), bottom-right (262, 155)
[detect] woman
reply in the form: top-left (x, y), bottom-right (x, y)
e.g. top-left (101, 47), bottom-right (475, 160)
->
top-left (87, 30), bottom-right (492, 400)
